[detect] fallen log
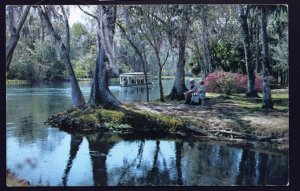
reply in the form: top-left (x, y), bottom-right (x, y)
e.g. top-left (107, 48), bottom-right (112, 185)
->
top-left (207, 129), bottom-right (275, 142)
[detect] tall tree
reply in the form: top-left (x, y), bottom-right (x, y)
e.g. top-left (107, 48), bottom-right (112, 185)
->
top-left (117, 6), bottom-right (151, 102)
top-left (260, 6), bottom-right (273, 109)
top-left (6, 5), bottom-right (31, 71)
top-left (166, 5), bottom-right (192, 100)
top-left (79, 5), bottom-right (121, 108)
top-left (238, 5), bottom-right (258, 97)
top-left (138, 6), bottom-right (171, 102)
top-left (38, 5), bottom-right (85, 107)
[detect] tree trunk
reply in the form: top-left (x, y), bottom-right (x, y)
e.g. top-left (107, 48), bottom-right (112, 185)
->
top-left (255, 23), bottom-right (261, 73)
top-left (61, 45), bottom-right (86, 107)
top-left (260, 7), bottom-right (273, 109)
top-left (158, 66), bottom-right (165, 102)
top-left (88, 5), bottom-right (121, 108)
top-left (194, 41), bottom-right (207, 77)
top-left (89, 40), bottom-right (101, 105)
top-left (6, 5), bottom-right (31, 71)
top-left (117, 20), bottom-right (150, 102)
top-left (98, 5), bottom-right (118, 75)
top-left (201, 6), bottom-right (212, 74)
top-left (38, 6), bottom-right (85, 107)
top-left (89, 38), bottom-right (121, 108)
top-left (238, 5), bottom-right (258, 97)
top-left (168, 28), bottom-right (188, 100)
top-left (141, 46), bottom-right (150, 102)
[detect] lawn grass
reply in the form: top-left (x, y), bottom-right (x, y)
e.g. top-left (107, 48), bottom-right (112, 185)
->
top-left (206, 89), bottom-right (289, 112)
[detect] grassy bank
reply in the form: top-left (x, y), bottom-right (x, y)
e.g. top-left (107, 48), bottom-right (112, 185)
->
top-left (6, 79), bottom-right (29, 85)
top-left (46, 105), bottom-right (185, 135)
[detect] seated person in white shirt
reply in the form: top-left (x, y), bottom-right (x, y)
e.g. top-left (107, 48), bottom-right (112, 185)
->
top-left (191, 80), bottom-right (206, 105)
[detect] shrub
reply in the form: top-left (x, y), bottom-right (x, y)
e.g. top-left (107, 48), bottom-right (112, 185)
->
top-left (205, 71), bottom-right (263, 94)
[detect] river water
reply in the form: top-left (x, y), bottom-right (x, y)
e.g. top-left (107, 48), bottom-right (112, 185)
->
top-left (6, 80), bottom-right (288, 186)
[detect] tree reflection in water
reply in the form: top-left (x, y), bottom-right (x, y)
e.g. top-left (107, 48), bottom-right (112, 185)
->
top-left (62, 134), bottom-right (83, 186)
top-left (60, 133), bottom-right (288, 186)
top-left (235, 149), bottom-right (256, 185)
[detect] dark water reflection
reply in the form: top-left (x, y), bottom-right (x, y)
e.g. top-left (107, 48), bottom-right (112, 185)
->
top-left (59, 134), bottom-right (288, 186)
top-left (6, 81), bottom-right (288, 186)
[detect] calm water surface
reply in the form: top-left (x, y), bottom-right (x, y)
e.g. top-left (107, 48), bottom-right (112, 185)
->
top-left (6, 80), bottom-right (288, 186)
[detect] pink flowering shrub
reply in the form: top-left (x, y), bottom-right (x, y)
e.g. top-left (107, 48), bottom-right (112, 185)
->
top-left (204, 71), bottom-right (263, 94)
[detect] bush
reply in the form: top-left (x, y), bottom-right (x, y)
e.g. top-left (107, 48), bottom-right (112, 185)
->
top-left (205, 71), bottom-right (263, 94)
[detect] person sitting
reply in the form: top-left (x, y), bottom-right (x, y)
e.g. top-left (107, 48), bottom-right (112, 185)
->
top-left (184, 79), bottom-right (197, 104)
top-left (191, 80), bottom-right (206, 105)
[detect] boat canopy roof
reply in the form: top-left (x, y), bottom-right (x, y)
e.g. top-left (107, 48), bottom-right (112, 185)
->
top-left (120, 72), bottom-right (151, 77)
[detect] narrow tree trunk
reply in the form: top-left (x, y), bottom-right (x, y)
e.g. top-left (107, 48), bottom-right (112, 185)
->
top-left (285, 72), bottom-right (288, 87)
top-left (141, 46), bottom-right (150, 102)
top-left (194, 41), bottom-right (207, 77)
top-left (255, 23), bottom-right (261, 73)
top-left (118, 21), bottom-right (150, 102)
top-left (38, 6), bottom-right (85, 107)
top-left (61, 45), bottom-right (86, 106)
top-left (238, 5), bottom-right (258, 97)
top-left (201, 6), bottom-right (212, 74)
top-left (61, 6), bottom-right (85, 107)
top-left (6, 5), bottom-right (31, 71)
top-left (6, 35), bottom-right (19, 71)
top-left (260, 7), bottom-right (273, 109)
top-left (158, 66), bottom-right (165, 102)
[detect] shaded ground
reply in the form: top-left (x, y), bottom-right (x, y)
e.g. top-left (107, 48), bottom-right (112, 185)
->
top-left (128, 89), bottom-right (289, 152)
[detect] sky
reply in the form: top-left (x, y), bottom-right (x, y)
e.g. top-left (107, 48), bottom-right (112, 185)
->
top-left (68, 6), bottom-right (86, 26)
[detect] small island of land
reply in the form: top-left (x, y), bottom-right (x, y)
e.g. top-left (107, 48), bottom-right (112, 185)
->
top-left (46, 89), bottom-right (288, 153)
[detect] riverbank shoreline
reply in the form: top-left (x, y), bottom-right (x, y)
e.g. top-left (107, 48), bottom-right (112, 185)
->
top-left (45, 89), bottom-right (288, 154)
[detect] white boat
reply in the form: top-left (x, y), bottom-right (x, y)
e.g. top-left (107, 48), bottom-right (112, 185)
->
top-left (119, 72), bottom-right (153, 87)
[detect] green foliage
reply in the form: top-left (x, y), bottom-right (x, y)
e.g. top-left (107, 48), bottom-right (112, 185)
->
top-left (71, 22), bottom-right (88, 39)
top-left (268, 8), bottom-right (288, 85)
top-left (211, 40), bottom-right (245, 73)
top-left (7, 15), bottom-right (67, 83)
top-left (79, 113), bottom-right (99, 123)
top-left (6, 5), bottom-right (287, 86)
top-left (188, 54), bottom-right (202, 77)
top-left (66, 106), bottom-right (184, 133)
top-left (96, 109), bottom-right (126, 124)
